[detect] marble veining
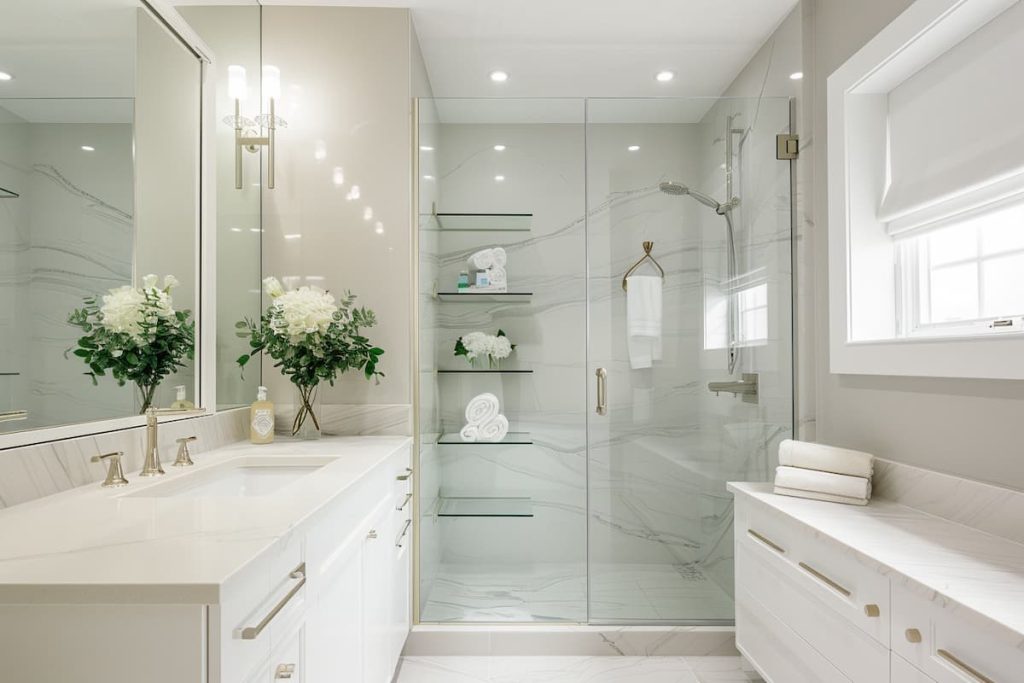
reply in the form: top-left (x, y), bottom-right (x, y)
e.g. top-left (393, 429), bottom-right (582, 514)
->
top-left (730, 481), bottom-right (1024, 639)
top-left (395, 656), bottom-right (763, 683)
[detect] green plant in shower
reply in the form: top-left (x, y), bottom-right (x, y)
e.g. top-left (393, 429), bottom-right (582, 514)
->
top-left (236, 277), bottom-right (384, 437)
top-left (66, 275), bottom-right (195, 413)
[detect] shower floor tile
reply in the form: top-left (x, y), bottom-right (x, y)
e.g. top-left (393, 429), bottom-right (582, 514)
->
top-left (420, 563), bottom-right (733, 623)
top-left (394, 656), bottom-right (764, 682)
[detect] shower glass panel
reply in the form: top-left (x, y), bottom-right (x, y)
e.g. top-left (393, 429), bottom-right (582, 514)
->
top-left (415, 96), bottom-right (793, 624)
top-left (586, 97), bottom-right (793, 623)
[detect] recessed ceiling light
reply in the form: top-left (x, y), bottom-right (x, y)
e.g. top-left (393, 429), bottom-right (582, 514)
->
top-left (627, 145), bottom-right (640, 152)
top-left (283, 233), bottom-right (302, 240)
top-left (655, 70), bottom-right (675, 83)
top-left (494, 175), bottom-right (505, 182)
top-left (420, 145), bottom-right (434, 151)
top-left (489, 70), bottom-right (509, 83)
top-left (493, 144), bottom-right (506, 151)
top-left (230, 228), bottom-right (242, 233)
top-left (789, 71), bottom-right (804, 80)
top-left (422, 175), bottom-right (434, 181)
top-left (0, 72), bottom-right (12, 82)
top-left (81, 145), bottom-right (95, 152)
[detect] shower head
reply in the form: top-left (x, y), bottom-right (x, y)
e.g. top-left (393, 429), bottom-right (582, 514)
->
top-left (658, 181), bottom-right (722, 212)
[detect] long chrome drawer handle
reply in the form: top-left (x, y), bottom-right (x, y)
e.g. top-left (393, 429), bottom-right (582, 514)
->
top-left (395, 519), bottom-right (412, 548)
top-left (798, 562), bottom-right (851, 597)
top-left (241, 563), bottom-right (306, 640)
top-left (747, 529), bottom-right (786, 554)
top-left (397, 493), bottom-right (412, 511)
top-left (937, 649), bottom-right (995, 683)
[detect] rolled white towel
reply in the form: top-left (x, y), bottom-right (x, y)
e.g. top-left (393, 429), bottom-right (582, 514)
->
top-left (477, 414), bottom-right (509, 442)
top-left (778, 439), bottom-right (874, 478)
top-left (465, 393), bottom-right (499, 425)
top-left (491, 247), bottom-right (507, 268)
top-left (487, 265), bottom-right (507, 291)
top-left (460, 424), bottom-right (480, 443)
top-left (469, 248), bottom-right (495, 270)
top-left (773, 486), bottom-right (869, 506)
top-left (774, 466), bottom-right (871, 501)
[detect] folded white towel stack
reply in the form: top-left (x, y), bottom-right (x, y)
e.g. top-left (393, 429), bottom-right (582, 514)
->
top-left (460, 392), bottom-right (510, 443)
top-left (626, 274), bottom-right (662, 370)
top-left (468, 248), bottom-right (509, 292)
top-left (773, 439), bottom-right (874, 506)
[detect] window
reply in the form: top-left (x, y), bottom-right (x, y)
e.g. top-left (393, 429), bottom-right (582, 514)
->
top-left (736, 283), bottom-right (768, 346)
top-left (897, 199), bottom-right (1024, 338)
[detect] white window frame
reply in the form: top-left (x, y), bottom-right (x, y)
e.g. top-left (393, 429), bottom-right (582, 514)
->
top-left (827, 0), bottom-right (1024, 379)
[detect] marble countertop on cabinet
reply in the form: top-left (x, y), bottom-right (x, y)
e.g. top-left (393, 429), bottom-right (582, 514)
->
top-left (0, 436), bottom-right (410, 605)
top-left (729, 482), bottom-right (1024, 639)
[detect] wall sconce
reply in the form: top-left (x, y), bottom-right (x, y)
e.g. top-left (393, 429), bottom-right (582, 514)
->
top-left (223, 65), bottom-right (288, 190)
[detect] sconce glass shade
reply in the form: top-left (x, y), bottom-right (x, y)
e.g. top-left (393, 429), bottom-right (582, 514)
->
top-left (228, 65), bottom-right (247, 101)
top-left (262, 65), bottom-right (281, 101)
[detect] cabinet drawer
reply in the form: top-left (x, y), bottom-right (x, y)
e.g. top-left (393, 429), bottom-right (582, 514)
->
top-left (736, 543), bottom-right (888, 683)
top-left (736, 499), bottom-right (890, 646)
top-left (736, 587), bottom-right (853, 683)
top-left (892, 582), bottom-right (1022, 683)
top-left (892, 652), bottom-right (938, 683)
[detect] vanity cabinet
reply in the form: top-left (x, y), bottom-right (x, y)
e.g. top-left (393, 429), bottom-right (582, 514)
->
top-left (0, 441), bottom-right (413, 683)
top-left (733, 487), bottom-right (1024, 683)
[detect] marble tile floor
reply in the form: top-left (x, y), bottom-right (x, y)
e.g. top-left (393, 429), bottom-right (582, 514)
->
top-left (394, 656), bottom-right (764, 682)
top-left (420, 563), bottom-right (734, 623)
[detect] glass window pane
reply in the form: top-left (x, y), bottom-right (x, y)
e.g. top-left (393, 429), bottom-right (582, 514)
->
top-left (928, 262), bottom-right (978, 323)
top-left (927, 222), bottom-right (977, 265)
top-left (982, 253), bottom-right (1024, 317)
top-left (979, 204), bottom-right (1024, 255)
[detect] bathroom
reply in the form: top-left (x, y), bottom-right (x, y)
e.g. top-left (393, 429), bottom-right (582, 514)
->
top-left (0, 0), bottom-right (1022, 681)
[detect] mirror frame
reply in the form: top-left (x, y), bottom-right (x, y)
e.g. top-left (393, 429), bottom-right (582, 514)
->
top-left (0, 0), bottom-right (219, 450)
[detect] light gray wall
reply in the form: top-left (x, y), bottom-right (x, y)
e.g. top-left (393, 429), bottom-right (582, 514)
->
top-left (808, 0), bottom-right (1024, 491)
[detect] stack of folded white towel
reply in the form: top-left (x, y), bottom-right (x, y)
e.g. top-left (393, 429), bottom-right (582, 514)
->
top-left (773, 439), bottom-right (874, 506)
top-left (468, 247), bottom-right (508, 292)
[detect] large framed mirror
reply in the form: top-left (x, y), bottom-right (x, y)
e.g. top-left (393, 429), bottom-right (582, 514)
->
top-left (0, 0), bottom-right (206, 437)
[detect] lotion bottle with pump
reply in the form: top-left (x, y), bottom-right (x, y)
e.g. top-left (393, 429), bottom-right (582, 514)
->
top-left (170, 385), bottom-right (195, 410)
top-left (250, 385), bottom-right (275, 444)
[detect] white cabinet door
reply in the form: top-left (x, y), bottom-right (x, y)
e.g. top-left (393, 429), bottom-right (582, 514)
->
top-left (389, 515), bottom-right (412, 666)
top-left (362, 498), bottom-right (394, 683)
top-left (305, 524), bottom-right (364, 683)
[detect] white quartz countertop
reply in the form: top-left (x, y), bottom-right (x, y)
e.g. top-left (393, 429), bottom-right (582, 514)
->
top-left (728, 482), bottom-right (1024, 638)
top-left (0, 436), bottom-right (410, 605)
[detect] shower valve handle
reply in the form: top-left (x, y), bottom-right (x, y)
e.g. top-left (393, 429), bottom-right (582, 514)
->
top-left (596, 368), bottom-right (608, 416)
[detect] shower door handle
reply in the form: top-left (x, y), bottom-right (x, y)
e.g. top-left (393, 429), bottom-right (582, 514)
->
top-left (595, 368), bottom-right (608, 416)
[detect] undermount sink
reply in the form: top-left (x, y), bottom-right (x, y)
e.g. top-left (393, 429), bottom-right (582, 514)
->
top-left (126, 456), bottom-right (339, 498)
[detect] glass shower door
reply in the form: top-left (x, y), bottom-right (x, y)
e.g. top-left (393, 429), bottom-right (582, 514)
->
top-left (586, 97), bottom-right (794, 622)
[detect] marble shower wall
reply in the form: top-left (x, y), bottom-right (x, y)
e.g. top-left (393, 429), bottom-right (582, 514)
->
top-left (0, 106), bottom-right (136, 432)
top-left (430, 117), bottom-right (589, 581)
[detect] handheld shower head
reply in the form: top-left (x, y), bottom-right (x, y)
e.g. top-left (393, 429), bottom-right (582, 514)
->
top-left (659, 181), bottom-right (721, 212)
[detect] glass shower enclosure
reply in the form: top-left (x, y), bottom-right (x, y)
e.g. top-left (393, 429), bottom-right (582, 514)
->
top-left (415, 96), bottom-right (794, 624)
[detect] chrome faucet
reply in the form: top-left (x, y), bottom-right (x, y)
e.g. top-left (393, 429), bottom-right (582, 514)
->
top-left (708, 372), bottom-right (759, 404)
top-left (140, 408), bottom-right (165, 476)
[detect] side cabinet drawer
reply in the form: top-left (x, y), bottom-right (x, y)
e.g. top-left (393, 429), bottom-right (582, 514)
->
top-left (736, 543), bottom-right (889, 683)
top-left (736, 499), bottom-right (890, 646)
top-left (737, 587), bottom-right (853, 683)
top-left (892, 653), bottom-right (938, 683)
top-left (892, 582), bottom-right (1022, 683)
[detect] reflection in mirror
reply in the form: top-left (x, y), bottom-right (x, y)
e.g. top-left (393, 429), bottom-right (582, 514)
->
top-left (0, 1), bottom-right (202, 434)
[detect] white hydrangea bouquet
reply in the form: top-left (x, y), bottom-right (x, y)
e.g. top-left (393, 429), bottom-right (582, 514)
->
top-left (454, 329), bottom-right (516, 368)
top-left (237, 277), bottom-right (384, 438)
top-left (67, 274), bottom-right (195, 413)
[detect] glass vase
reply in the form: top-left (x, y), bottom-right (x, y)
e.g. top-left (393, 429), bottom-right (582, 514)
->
top-left (292, 383), bottom-right (322, 440)
top-left (137, 382), bottom-right (159, 415)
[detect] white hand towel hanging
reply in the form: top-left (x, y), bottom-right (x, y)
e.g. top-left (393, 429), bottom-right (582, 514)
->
top-left (626, 275), bottom-right (662, 369)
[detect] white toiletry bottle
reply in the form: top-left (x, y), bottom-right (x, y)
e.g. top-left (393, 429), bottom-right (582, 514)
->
top-left (250, 385), bottom-right (275, 444)
top-left (170, 385), bottom-right (195, 410)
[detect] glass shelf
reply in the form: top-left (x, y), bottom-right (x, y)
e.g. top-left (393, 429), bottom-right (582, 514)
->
top-left (437, 432), bottom-right (533, 445)
top-left (437, 369), bottom-right (533, 375)
top-left (427, 213), bottom-right (532, 232)
top-left (436, 291), bottom-right (532, 302)
top-left (438, 496), bottom-right (533, 518)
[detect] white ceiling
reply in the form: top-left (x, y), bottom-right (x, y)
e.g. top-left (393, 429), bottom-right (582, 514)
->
top-left (253, 0), bottom-right (799, 98)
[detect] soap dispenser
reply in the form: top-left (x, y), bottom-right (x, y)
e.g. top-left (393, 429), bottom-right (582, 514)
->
top-left (170, 385), bottom-right (195, 410)
top-left (250, 385), bottom-right (275, 444)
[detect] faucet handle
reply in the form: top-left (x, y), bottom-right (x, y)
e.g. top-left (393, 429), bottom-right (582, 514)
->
top-left (91, 451), bottom-right (129, 488)
top-left (173, 436), bottom-right (198, 467)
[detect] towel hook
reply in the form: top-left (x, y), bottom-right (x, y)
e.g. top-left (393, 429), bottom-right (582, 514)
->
top-left (622, 241), bottom-right (665, 291)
